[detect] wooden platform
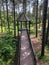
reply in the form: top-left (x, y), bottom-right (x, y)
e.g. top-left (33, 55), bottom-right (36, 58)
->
top-left (20, 31), bottom-right (35, 65)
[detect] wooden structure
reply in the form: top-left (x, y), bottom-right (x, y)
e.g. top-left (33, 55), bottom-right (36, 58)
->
top-left (17, 13), bottom-right (31, 36)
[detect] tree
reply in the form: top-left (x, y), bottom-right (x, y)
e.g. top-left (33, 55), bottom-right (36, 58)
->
top-left (41, 0), bottom-right (48, 57)
top-left (5, 0), bottom-right (10, 32)
top-left (45, 19), bottom-right (49, 45)
top-left (0, 0), bottom-right (3, 32)
top-left (35, 0), bottom-right (38, 37)
top-left (13, 0), bottom-right (16, 38)
top-left (32, 0), bottom-right (36, 17)
top-left (2, 0), bottom-right (6, 31)
top-left (23, 0), bottom-right (26, 14)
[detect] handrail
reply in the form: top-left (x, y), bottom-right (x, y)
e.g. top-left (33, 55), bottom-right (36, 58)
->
top-left (17, 36), bottom-right (21, 65)
top-left (26, 30), bottom-right (37, 65)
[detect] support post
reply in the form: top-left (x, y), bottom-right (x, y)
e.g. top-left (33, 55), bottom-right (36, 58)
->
top-left (21, 21), bottom-right (22, 34)
top-left (17, 21), bottom-right (19, 41)
top-left (29, 21), bottom-right (30, 34)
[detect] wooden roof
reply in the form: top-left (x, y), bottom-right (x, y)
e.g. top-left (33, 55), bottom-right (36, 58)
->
top-left (17, 13), bottom-right (30, 22)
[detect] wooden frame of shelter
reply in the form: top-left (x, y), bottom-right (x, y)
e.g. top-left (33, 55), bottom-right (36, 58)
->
top-left (17, 13), bottom-right (31, 37)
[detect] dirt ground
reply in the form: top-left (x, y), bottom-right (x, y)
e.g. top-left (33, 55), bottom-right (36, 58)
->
top-left (30, 34), bottom-right (49, 65)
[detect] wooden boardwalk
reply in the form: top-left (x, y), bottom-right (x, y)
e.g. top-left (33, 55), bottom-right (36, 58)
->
top-left (20, 31), bottom-right (35, 65)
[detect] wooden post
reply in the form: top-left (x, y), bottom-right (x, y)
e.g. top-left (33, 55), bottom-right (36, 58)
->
top-left (17, 21), bottom-right (19, 39)
top-left (29, 21), bottom-right (30, 34)
top-left (21, 21), bottom-right (22, 34)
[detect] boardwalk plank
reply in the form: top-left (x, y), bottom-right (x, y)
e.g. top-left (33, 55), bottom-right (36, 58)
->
top-left (20, 31), bottom-right (34, 65)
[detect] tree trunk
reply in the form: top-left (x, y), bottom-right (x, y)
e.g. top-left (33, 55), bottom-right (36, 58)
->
top-left (6, 0), bottom-right (10, 32)
top-left (33, 1), bottom-right (36, 17)
top-left (39, 8), bottom-right (41, 28)
top-left (13, 0), bottom-right (16, 38)
top-left (45, 19), bottom-right (49, 45)
top-left (0, 2), bottom-right (3, 32)
top-left (36, 0), bottom-right (38, 37)
top-left (2, 0), bottom-right (6, 32)
top-left (23, 0), bottom-right (26, 14)
top-left (41, 0), bottom-right (48, 57)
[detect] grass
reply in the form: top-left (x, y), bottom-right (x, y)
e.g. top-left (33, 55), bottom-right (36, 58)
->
top-left (36, 45), bottom-right (49, 62)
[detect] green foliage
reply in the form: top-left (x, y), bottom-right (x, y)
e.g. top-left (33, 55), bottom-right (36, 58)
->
top-left (30, 24), bottom-right (36, 35)
top-left (31, 17), bottom-right (40, 24)
top-left (1, 45), bottom-right (14, 62)
top-left (36, 51), bottom-right (41, 59)
top-left (45, 45), bottom-right (49, 50)
top-left (0, 32), bottom-right (18, 65)
top-left (47, 37), bottom-right (49, 46)
top-left (0, 60), bottom-right (4, 65)
top-left (37, 46), bottom-right (49, 62)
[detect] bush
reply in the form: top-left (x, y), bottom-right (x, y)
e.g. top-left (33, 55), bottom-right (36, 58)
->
top-left (0, 32), bottom-right (18, 65)
top-left (1, 45), bottom-right (14, 62)
top-left (0, 60), bottom-right (4, 65)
